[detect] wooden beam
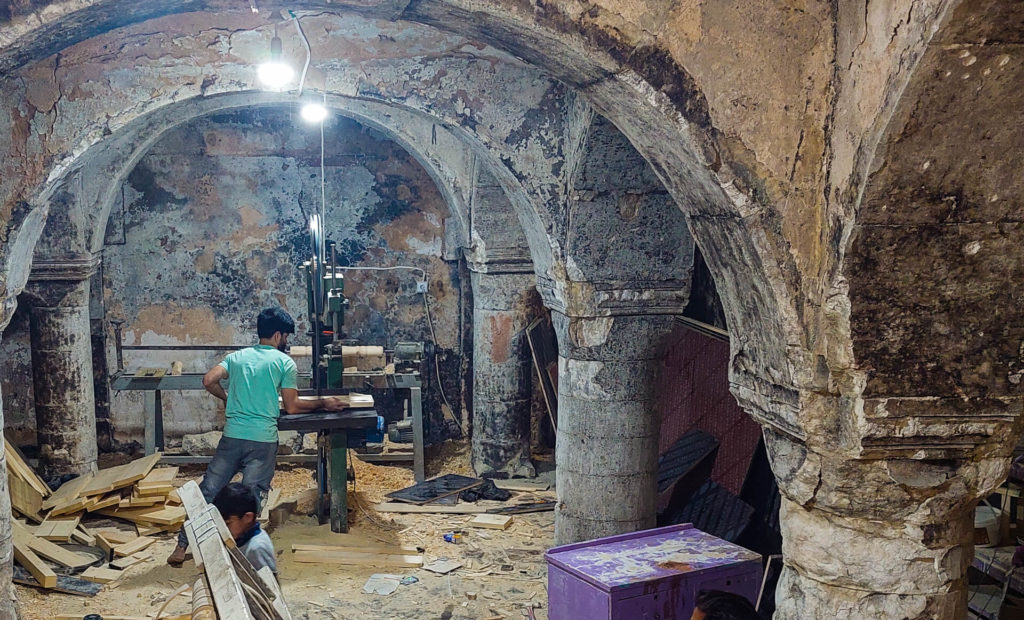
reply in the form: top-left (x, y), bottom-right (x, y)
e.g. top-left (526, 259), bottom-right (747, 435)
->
top-left (12, 521), bottom-right (92, 568)
top-left (292, 548), bottom-right (423, 567)
top-left (12, 524), bottom-right (57, 588)
top-left (373, 502), bottom-right (489, 514)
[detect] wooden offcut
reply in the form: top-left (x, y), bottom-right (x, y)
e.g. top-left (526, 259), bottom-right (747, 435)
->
top-left (42, 475), bottom-right (90, 512)
top-left (80, 566), bottom-right (124, 584)
top-left (97, 504), bottom-right (185, 525)
top-left (113, 535), bottom-right (156, 557)
top-left (9, 471), bottom-right (44, 519)
top-left (110, 552), bottom-right (150, 569)
top-left (468, 514), bottom-right (514, 530)
top-left (35, 515), bottom-right (81, 541)
top-left (13, 521), bottom-right (92, 568)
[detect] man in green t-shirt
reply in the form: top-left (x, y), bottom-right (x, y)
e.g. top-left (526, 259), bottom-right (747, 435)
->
top-left (168, 307), bottom-right (347, 567)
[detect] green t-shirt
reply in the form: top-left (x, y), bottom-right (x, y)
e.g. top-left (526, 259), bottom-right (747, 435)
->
top-left (219, 344), bottom-right (297, 444)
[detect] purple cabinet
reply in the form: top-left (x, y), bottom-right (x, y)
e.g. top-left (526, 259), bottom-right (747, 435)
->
top-left (545, 524), bottom-right (762, 620)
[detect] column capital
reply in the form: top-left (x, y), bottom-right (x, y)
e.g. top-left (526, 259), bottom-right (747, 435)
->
top-left (465, 251), bottom-right (535, 275)
top-left (29, 254), bottom-right (100, 282)
top-left (536, 275), bottom-right (689, 318)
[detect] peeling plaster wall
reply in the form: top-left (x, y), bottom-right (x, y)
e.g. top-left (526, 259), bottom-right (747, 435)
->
top-left (93, 107), bottom-right (462, 443)
top-left (0, 300), bottom-right (35, 445)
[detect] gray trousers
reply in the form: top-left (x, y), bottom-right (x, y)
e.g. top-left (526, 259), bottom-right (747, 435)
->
top-left (177, 435), bottom-right (278, 548)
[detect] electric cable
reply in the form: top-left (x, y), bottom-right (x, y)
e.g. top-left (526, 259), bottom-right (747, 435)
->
top-left (330, 265), bottom-right (463, 436)
top-left (291, 10), bottom-right (312, 96)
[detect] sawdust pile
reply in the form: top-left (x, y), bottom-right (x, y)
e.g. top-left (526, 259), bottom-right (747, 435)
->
top-left (425, 439), bottom-right (473, 477)
top-left (272, 465), bottom-right (317, 499)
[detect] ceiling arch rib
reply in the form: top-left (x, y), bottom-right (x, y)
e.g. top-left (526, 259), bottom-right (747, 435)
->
top-left (0, 3), bottom-right (805, 439)
top-left (36, 91), bottom-right (533, 277)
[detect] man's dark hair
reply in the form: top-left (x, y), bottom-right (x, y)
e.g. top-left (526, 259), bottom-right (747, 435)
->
top-left (695, 590), bottom-right (760, 620)
top-left (212, 482), bottom-right (259, 519)
top-left (256, 307), bottom-right (295, 339)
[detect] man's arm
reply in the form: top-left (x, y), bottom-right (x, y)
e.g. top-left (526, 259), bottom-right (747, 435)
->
top-left (203, 365), bottom-right (229, 401)
top-left (280, 388), bottom-right (348, 414)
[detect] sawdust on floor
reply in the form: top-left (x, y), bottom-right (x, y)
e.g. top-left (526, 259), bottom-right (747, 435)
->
top-left (426, 439), bottom-right (473, 478)
top-left (16, 449), bottom-right (551, 620)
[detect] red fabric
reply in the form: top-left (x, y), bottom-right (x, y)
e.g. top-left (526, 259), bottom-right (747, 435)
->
top-left (658, 325), bottom-right (761, 495)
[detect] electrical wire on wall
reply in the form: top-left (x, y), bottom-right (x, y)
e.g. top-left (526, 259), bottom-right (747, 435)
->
top-left (332, 265), bottom-right (464, 437)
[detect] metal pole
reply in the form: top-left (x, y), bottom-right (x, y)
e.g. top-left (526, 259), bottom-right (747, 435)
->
top-left (329, 430), bottom-right (348, 533)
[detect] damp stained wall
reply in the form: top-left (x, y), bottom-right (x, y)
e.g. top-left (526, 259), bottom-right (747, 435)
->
top-left (96, 106), bottom-right (461, 445)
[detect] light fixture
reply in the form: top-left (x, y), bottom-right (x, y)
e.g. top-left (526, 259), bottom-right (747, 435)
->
top-left (257, 29), bottom-right (294, 89)
top-left (301, 102), bottom-right (328, 123)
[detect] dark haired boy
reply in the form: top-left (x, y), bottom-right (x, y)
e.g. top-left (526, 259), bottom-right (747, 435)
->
top-left (690, 590), bottom-right (760, 620)
top-left (168, 307), bottom-right (348, 566)
top-left (214, 483), bottom-right (277, 574)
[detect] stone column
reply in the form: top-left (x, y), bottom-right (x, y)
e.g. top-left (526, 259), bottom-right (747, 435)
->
top-left (26, 272), bottom-right (99, 478)
top-left (470, 269), bottom-right (537, 477)
top-left (761, 427), bottom-right (1006, 619)
top-left (552, 311), bottom-right (676, 545)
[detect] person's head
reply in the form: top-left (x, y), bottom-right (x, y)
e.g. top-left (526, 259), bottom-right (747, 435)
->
top-left (256, 307), bottom-right (295, 351)
top-left (690, 590), bottom-right (760, 620)
top-left (212, 482), bottom-right (259, 540)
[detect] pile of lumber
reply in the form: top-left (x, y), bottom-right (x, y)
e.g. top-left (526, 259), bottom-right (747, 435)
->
top-left (6, 441), bottom-right (186, 593)
top-left (8, 444), bottom-right (186, 532)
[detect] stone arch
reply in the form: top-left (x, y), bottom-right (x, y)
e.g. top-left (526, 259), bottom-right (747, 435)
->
top-left (34, 90), bottom-right (540, 274)
top-left (765, 1), bottom-right (1024, 616)
top-left (0, 4), bottom-right (805, 405)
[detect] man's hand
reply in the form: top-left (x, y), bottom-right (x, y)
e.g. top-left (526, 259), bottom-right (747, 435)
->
top-left (281, 389), bottom-right (349, 414)
top-left (322, 397), bottom-right (349, 412)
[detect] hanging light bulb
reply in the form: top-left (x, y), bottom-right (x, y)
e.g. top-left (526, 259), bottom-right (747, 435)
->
top-left (301, 102), bottom-right (328, 123)
top-left (258, 29), bottom-right (294, 89)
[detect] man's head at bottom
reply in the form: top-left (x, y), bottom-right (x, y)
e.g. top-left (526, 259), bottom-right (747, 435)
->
top-left (213, 482), bottom-right (259, 540)
top-left (690, 590), bottom-right (760, 620)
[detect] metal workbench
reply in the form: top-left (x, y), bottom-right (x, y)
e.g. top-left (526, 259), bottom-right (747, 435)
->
top-left (109, 369), bottom-right (424, 480)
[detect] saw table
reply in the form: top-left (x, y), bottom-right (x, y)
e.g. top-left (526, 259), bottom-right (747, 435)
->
top-left (278, 406), bottom-right (381, 533)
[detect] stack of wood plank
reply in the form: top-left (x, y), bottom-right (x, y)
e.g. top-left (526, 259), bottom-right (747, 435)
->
top-left (8, 446), bottom-right (187, 532)
top-left (6, 441), bottom-right (187, 593)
